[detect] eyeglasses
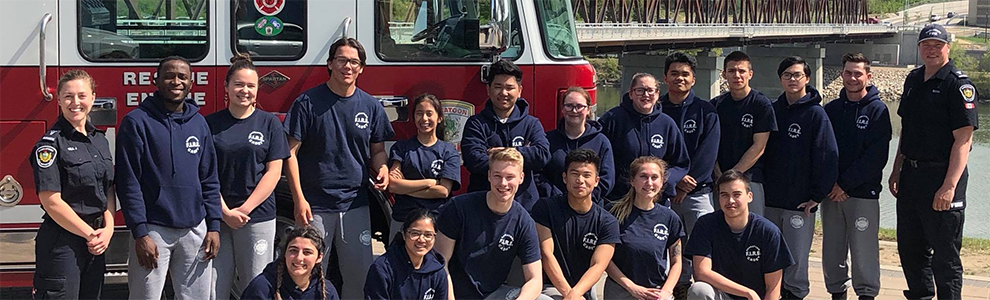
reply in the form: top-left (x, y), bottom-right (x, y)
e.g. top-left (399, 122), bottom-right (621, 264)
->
top-left (632, 87), bottom-right (658, 96)
top-left (562, 103), bottom-right (589, 112)
top-left (781, 72), bottom-right (806, 81)
top-left (406, 230), bottom-right (436, 241)
top-left (333, 56), bottom-right (362, 67)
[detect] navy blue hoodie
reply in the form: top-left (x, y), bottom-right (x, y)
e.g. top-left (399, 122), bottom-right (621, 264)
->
top-left (764, 86), bottom-right (839, 211)
top-left (364, 239), bottom-right (449, 300)
top-left (661, 90), bottom-right (721, 194)
top-left (824, 86), bottom-right (892, 199)
top-left (115, 94), bottom-right (222, 238)
top-left (599, 93), bottom-right (690, 201)
top-left (241, 262), bottom-right (340, 300)
top-left (539, 119), bottom-right (615, 202)
top-left (461, 98), bottom-right (550, 211)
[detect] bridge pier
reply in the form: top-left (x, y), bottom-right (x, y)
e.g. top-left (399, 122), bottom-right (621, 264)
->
top-left (744, 44), bottom-right (825, 98)
top-left (618, 50), bottom-right (723, 100)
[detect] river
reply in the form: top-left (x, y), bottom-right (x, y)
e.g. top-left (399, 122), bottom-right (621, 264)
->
top-left (596, 86), bottom-right (990, 238)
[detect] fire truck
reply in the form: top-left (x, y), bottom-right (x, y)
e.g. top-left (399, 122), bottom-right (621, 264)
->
top-left (0, 0), bottom-right (595, 287)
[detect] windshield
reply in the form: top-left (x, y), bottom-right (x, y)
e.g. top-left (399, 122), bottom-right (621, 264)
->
top-left (375, 0), bottom-right (523, 61)
top-left (535, 0), bottom-right (580, 59)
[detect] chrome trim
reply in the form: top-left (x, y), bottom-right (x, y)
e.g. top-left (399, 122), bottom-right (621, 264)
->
top-left (39, 13), bottom-right (53, 101)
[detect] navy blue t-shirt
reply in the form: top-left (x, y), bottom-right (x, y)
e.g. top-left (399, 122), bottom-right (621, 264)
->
top-left (685, 211), bottom-right (793, 299)
top-left (206, 109), bottom-right (290, 223)
top-left (283, 85), bottom-right (394, 212)
top-left (611, 203), bottom-right (685, 289)
top-left (437, 191), bottom-right (541, 299)
top-left (388, 136), bottom-right (462, 222)
top-left (711, 90), bottom-right (777, 183)
top-left (530, 195), bottom-right (620, 299)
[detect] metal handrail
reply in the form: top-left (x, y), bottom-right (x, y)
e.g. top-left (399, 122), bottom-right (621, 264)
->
top-left (39, 13), bottom-right (53, 101)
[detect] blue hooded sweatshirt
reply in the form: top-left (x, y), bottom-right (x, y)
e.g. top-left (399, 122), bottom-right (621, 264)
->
top-left (241, 262), bottom-right (340, 300)
top-left (824, 86), bottom-right (892, 199)
top-left (364, 239), bottom-right (449, 300)
top-left (461, 98), bottom-right (550, 211)
top-left (115, 94), bottom-right (222, 238)
top-left (539, 119), bottom-right (615, 203)
top-left (599, 93), bottom-right (690, 201)
top-left (764, 86), bottom-right (839, 211)
top-left (661, 90), bottom-right (721, 194)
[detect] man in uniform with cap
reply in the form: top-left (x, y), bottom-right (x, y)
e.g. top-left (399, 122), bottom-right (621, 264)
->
top-left (890, 24), bottom-right (979, 300)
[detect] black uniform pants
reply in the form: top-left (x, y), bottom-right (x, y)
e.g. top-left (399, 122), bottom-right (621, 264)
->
top-left (896, 164), bottom-right (966, 300)
top-left (33, 219), bottom-right (105, 299)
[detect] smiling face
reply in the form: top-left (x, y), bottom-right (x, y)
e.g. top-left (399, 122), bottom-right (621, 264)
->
top-left (664, 62), bottom-right (695, 96)
top-left (414, 100), bottom-right (441, 136)
top-left (841, 61), bottom-right (871, 94)
top-left (225, 68), bottom-right (259, 109)
top-left (631, 162), bottom-right (664, 202)
top-left (722, 60), bottom-right (753, 91)
top-left (919, 40), bottom-right (950, 68)
top-left (285, 237), bottom-right (323, 279)
top-left (488, 160), bottom-right (523, 203)
top-left (629, 76), bottom-right (659, 114)
top-left (328, 45), bottom-right (364, 87)
top-left (718, 179), bottom-right (752, 219)
top-left (403, 218), bottom-right (436, 258)
top-left (563, 162), bottom-right (599, 199)
top-left (779, 63), bottom-right (809, 96)
top-left (560, 91), bottom-right (590, 128)
top-left (58, 79), bottom-right (95, 126)
top-left (488, 74), bottom-right (522, 115)
top-left (155, 60), bottom-right (193, 104)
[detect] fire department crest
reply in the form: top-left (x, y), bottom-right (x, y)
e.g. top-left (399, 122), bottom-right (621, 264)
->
top-left (745, 245), bottom-right (761, 262)
top-left (497, 233), bottom-right (514, 251)
top-left (960, 84), bottom-right (976, 102)
top-left (582, 233), bottom-right (598, 250)
top-left (36, 145), bottom-right (57, 168)
top-left (355, 112), bottom-right (370, 129)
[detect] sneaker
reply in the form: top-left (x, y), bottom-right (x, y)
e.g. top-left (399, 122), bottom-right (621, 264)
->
top-left (780, 289), bottom-right (804, 300)
top-left (831, 291), bottom-right (847, 300)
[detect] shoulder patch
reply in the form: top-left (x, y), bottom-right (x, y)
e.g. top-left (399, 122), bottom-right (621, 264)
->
top-left (960, 84), bottom-right (976, 103)
top-left (41, 136), bottom-right (56, 142)
top-left (954, 70), bottom-right (969, 79)
top-left (36, 145), bottom-right (57, 168)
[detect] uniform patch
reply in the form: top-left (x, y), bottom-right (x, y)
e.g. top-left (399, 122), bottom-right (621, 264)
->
top-left (745, 245), bottom-right (761, 262)
top-left (966, 103), bottom-right (976, 109)
top-left (741, 113), bottom-right (754, 128)
top-left (36, 145), bottom-right (57, 168)
top-left (360, 230), bottom-right (372, 246)
top-left (511, 136), bottom-right (525, 147)
top-left (653, 223), bottom-right (669, 240)
top-left (683, 119), bottom-right (697, 134)
top-left (254, 239), bottom-right (269, 256)
top-left (430, 159), bottom-right (443, 177)
top-left (856, 115), bottom-right (870, 130)
top-left (354, 112), bottom-right (370, 129)
top-left (582, 232), bottom-right (598, 250)
top-left (789, 214), bottom-right (805, 229)
top-left (41, 136), bottom-right (56, 142)
top-left (650, 134), bottom-right (665, 149)
top-left (855, 217), bottom-right (869, 232)
top-left (185, 136), bottom-right (201, 154)
top-left (497, 233), bottom-right (514, 251)
top-left (423, 288), bottom-right (436, 300)
top-left (787, 123), bottom-right (802, 139)
top-left (960, 84), bottom-right (976, 103)
top-left (248, 131), bottom-right (265, 146)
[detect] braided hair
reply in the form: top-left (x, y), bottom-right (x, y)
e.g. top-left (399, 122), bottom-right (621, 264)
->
top-left (275, 226), bottom-right (328, 300)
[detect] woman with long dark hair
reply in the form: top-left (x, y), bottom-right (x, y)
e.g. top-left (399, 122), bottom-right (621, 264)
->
top-left (241, 226), bottom-right (340, 300)
top-left (364, 209), bottom-right (450, 300)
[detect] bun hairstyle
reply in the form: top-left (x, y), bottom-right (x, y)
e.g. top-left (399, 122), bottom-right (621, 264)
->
top-left (225, 53), bottom-right (257, 83)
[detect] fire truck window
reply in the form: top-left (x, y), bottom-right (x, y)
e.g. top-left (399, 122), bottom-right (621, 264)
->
top-left (232, 0), bottom-right (307, 60)
top-left (375, 0), bottom-right (523, 62)
top-left (78, 0), bottom-right (210, 62)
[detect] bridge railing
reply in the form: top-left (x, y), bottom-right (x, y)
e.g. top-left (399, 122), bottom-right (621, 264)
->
top-left (576, 23), bottom-right (898, 42)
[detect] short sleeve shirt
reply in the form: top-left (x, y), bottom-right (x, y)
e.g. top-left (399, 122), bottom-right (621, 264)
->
top-left (388, 136), bottom-right (462, 221)
top-left (611, 203), bottom-right (685, 288)
top-left (898, 61), bottom-right (980, 162)
top-left (283, 85), bottom-right (394, 212)
top-left (712, 90), bottom-right (777, 182)
top-left (31, 117), bottom-right (114, 218)
top-left (206, 109), bottom-right (290, 223)
top-left (437, 191), bottom-right (541, 299)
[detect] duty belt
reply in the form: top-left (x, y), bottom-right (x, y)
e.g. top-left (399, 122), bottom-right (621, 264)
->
top-left (81, 214), bottom-right (105, 230)
top-left (904, 157), bottom-right (949, 169)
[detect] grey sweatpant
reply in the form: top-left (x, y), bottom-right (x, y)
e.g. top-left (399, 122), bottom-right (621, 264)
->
top-left (311, 206), bottom-right (373, 299)
top-left (686, 281), bottom-right (734, 300)
top-left (127, 220), bottom-right (212, 300)
top-left (671, 192), bottom-right (714, 284)
top-left (483, 285), bottom-right (554, 300)
top-left (820, 197), bottom-right (880, 297)
top-left (764, 206), bottom-right (815, 298)
top-left (713, 182), bottom-right (765, 216)
top-left (212, 219), bottom-right (276, 300)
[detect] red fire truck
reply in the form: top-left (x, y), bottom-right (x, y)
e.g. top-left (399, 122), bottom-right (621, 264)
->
top-left (0, 0), bottom-right (595, 287)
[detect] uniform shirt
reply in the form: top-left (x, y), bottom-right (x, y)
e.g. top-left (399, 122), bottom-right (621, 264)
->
top-left (206, 109), bottom-right (290, 223)
top-left (610, 203), bottom-right (685, 289)
top-left (685, 211), bottom-right (794, 300)
top-left (661, 91), bottom-right (721, 194)
top-left (364, 241), bottom-right (449, 300)
top-left (530, 195), bottom-right (620, 299)
top-left (711, 89), bottom-right (777, 183)
top-left (898, 61), bottom-right (980, 210)
top-left (540, 119), bottom-right (615, 202)
top-left (388, 136), bottom-right (462, 222)
top-left (31, 116), bottom-right (114, 219)
top-left (283, 85), bottom-right (394, 213)
top-left (599, 93), bottom-right (691, 201)
top-left (437, 191), bottom-right (541, 299)
top-left (824, 86), bottom-right (892, 199)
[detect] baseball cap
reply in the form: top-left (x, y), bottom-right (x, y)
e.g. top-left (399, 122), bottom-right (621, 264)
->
top-left (919, 24), bottom-right (950, 44)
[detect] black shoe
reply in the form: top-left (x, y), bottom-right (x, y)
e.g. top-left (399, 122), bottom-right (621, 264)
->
top-left (857, 296), bottom-right (875, 300)
top-left (831, 291), bottom-right (847, 300)
top-left (780, 289), bottom-right (804, 300)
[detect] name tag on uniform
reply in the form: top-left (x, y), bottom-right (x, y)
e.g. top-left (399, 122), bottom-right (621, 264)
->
top-left (932, 89), bottom-right (941, 94)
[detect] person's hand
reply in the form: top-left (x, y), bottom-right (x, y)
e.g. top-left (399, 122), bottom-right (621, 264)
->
top-left (797, 200), bottom-right (819, 217)
top-left (374, 166), bottom-right (389, 191)
top-left (828, 183), bottom-right (849, 202)
top-left (933, 185), bottom-right (955, 211)
top-left (676, 175), bottom-right (698, 193)
top-left (222, 208), bottom-right (251, 229)
top-left (233, 206), bottom-right (252, 217)
top-left (888, 171), bottom-right (900, 197)
top-left (561, 292), bottom-right (586, 300)
top-left (86, 227), bottom-right (113, 255)
top-left (201, 231), bottom-right (220, 260)
top-left (294, 198), bottom-right (313, 226)
top-left (671, 190), bottom-right (688, 204)
top-left (135, 235), bottom-right (159, 270)
top-left (657, 289), bottom-right (674, 300)
top-left (389, 168), bottom-right (404, 180)
top-left (625, 284), bottom-right (662, 300)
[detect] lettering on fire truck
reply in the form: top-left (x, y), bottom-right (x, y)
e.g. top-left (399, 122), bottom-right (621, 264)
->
top-left (122, 71), bottom-right (209, 106)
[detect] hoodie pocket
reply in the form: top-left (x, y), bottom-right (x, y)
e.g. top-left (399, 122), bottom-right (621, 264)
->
top-left (154, 185), bottom-right (204, 224)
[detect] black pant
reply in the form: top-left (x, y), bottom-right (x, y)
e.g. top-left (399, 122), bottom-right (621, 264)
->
top-left (33, 219), bottom-right (105, 299)
top-left (896, 165), bottom-right (966, 300)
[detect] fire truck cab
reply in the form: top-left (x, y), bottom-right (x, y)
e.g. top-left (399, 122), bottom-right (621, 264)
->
top-left (0, 0), bottom-right (595, 287)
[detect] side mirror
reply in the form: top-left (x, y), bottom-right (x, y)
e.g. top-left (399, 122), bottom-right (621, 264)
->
top-left (480, 0), bottom-right (511, 59)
